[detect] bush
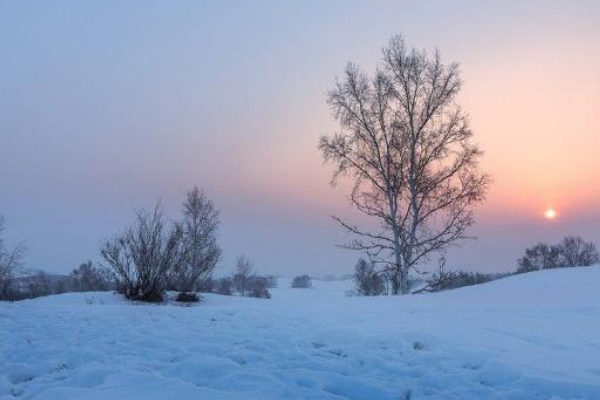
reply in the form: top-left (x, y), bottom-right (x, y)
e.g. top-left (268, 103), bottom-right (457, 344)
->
top-left (291, 274), bottom-right (312, 288)
top-left (416, 260), bottom-right (509, 294)
top-left (353, 259), bottom-right (385, 296)
top-left (176, 292), bottom-right (200, 303)
top-left (100, 204), bottom-right (186, 302)
top-left (246, 276), bottom-right (271, 299)
top-left (249, 287), bottom-right (271, 299)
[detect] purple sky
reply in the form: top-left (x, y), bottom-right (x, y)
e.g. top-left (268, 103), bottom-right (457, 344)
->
top-left (1, 0), bottom-right (599, 276)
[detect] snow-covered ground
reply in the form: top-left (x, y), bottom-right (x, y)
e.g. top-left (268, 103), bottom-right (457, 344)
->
top-left (1, 268), bottom-right (600, 400)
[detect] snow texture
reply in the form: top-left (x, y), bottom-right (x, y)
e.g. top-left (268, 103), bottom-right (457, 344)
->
top-left (1, 267), bottom-right (600, 399)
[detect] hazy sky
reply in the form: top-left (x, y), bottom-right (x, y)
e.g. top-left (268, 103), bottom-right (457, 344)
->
top-left (1, 0), bottom-right (599, 276)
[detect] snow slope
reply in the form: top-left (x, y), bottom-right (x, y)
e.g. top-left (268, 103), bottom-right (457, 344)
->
top-left (1, 267), bottom-right (600, 400)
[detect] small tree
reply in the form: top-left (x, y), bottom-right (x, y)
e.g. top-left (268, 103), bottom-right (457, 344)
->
top-left (320, 34), bottom-right (489, 294)
top-left (0, 216), bottom-right (24, 300)
top-left (353, 258), bottom-right (385, 296)
top-left (291, 274), bottom-right (312, 289)
top-left (176, 186), bottom-right (221, 296)
top-left (100, 203), bottom-right (185, 302)
top-left (233, 255), bottom-right (254, 296)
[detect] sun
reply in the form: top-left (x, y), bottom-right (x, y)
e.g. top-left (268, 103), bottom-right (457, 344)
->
top-left (544, 208), bottom-right (557, 219)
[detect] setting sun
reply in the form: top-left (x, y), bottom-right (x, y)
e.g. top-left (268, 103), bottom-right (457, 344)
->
top-left (545, 208), bottom-right (557, 219)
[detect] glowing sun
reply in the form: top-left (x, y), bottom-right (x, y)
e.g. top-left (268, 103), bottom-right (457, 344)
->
top-left (544, 208), bottom-right (557, 219)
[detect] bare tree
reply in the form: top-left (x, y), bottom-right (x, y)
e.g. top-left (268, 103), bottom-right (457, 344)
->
top-left (0, 216), bottom-right (25, 300)
top-left (516, 237), bottom-right (599, 273)
top-left (233, 255), bottom-right (253, 296)
top-left (176, 186), bottom-right (221, 295)
top-left (516, 243), bottom-right (561, 273)
top-left (69, 260), bottom-right (113, 292)
top-left (557, 236), bottom-right (599, 267)
top-left (100, 203), bottom-right (185, 302)
top-left (319, 34), bottom-right (489, 294)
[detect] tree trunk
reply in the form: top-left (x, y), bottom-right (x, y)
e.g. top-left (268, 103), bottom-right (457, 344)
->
top-left (392, 230), bottom-right (405, 295)
top-left (399, 267), bottom-right (409, 295)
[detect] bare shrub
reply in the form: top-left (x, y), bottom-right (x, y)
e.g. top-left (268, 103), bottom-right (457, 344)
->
top-left (291, 274), bottom-right (312, 289)
top-left (415, 258), bottom-right (508, 293)
top-left (175, 291), bottom-right (200, 303)
top-left (100, 203), bottom-right (185, 302)
top-left (516, 243), bottom-right (561, 273)
top-left (353, 258), bottom-right (385, 296)
top-left (247, 276), bottom-right (271, 299)
top-left (558, 236), bottom-right (599, 267)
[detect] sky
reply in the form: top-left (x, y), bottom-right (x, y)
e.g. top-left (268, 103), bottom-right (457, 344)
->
top-left (0, 0), bottom-right (599, 276)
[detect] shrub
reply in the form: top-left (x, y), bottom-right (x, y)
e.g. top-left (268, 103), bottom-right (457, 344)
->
top-left (416, 259), bottom-right (509, 293)
top-left (291, 274), bottom-right (312, 288)
top-left (176, 291), bottom-right (200, 303)
top-left (247, 276), bottom-right (271, 299)
top-left (353, 259), bottom-right (385, 296)
top-left (100, 204), bottom-right (186, 302)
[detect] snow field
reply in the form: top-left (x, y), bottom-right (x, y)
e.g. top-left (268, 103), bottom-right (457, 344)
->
top-left (1, 268), bottom-right (600, 399)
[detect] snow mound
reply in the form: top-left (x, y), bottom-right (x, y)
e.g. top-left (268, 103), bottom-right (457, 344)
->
top-left (1, 267), bottom-right (599, 399)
